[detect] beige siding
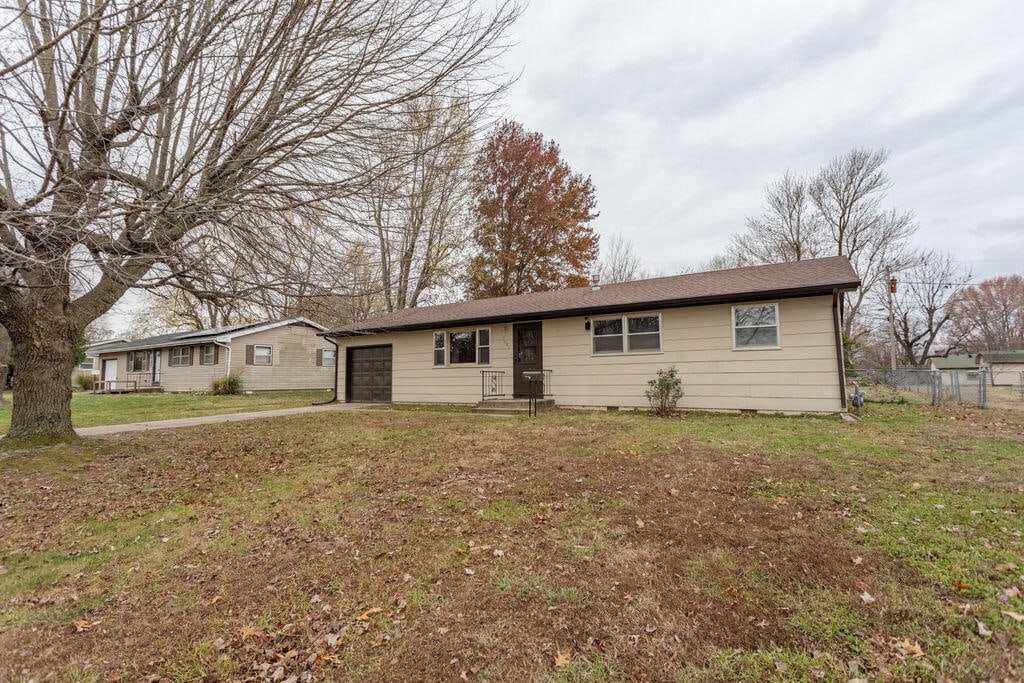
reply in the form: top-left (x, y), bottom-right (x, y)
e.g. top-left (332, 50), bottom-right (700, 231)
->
top-left (990, 363), bottom-right (1024, 386)
top-left (229, 324), bottom-right (334, 391)
top-left (95, 324), bottom-right (333, 392)
top-left (336, 295), bottom-right (845, 413)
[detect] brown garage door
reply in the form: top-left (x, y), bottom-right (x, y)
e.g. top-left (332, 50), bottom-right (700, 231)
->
top-left (346, 345), bottom-right (392, 403)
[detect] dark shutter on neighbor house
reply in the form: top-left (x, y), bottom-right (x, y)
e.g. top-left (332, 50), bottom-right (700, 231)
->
top-left (188, 346), bottom-right (194, 366)
top-left (214, 345), bottom-right (220, 364)
top-left (316, 349), bottom-right (323, 366)
top-left (245, 344), bottom-right (254, 365)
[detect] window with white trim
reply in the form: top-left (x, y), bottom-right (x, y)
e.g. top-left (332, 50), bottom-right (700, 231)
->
top-left (128, 350), bottom-right (150, 372)
top-left (322, 348), bottom-right (336, 367)
top-left (449, 330), bottom-right (476, 364)
top-left (253, 345), bottom-right (273, 365)
top-left (170, 346), bottom-right (191, 367)
top-left (476, 328), bottom-right (490, 365)
top-left (592, 314), bottom-right (661, 354)
top-left (433, 332), bottom-right (445, 366)
top-left (733, 303), bottom-right (779, 348)
top-left (79, 357), bottom-right (96, 370)
top-left (201, 343), bottom-right (216, 365)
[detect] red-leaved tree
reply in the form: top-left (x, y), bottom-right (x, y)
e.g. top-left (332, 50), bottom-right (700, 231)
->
top-left (946, 275), bottom-right (1024, 351)
top-left (466, 121), bottom-right (599, 298)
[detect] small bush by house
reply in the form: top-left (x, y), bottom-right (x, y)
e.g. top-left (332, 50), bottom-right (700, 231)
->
top-left (645, 366), bottom-right (683, 416)
top-left (73, 372), bottom-right (96, 392)
top-left (211, 372), bottom-right (243, 395)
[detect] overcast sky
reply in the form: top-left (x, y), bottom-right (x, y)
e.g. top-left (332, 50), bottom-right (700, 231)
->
top-left (496, 0), bottom-right (1024, 281)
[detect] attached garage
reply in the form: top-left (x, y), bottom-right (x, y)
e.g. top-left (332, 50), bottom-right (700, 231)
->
top-left (346, 345), bottom-right (392, 403)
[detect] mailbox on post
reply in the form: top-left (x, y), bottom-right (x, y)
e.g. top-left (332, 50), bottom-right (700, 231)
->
top-left (522, 370), bottom-right (544, 416)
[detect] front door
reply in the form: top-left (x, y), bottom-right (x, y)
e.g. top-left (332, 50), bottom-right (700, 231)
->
top-left (102, 358), bottom-right (118, 390)
top-left (152, 349), bottom-right (161, 385)
top-left (512, 322), bottom-right (542, 398)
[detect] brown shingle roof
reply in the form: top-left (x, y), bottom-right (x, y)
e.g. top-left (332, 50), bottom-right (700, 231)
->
top-left (326, 256), bottom-right (860, 337)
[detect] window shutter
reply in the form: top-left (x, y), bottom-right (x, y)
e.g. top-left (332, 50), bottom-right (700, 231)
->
top-left (316, 349), bottom-right (323, 367)
top-left (188, 346), bottom-right (194, 366)
top-left (245, 344), bottom-right (254, 365)
top-left (214, 345), bottom-right (220, 365)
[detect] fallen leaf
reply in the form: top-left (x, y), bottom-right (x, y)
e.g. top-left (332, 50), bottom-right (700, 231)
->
top-left (355, 607), bottom-right (383, 622)
top-left (239, 626), bottom-right (264, 640)
top-left (208, 595), bottom-right (223, 606)
top-left (1001, 611), bottom-right (1024, 623)
top-left (952, 580), bottom-right (972, 591)
top-left (463, 568), bottom-right (475, 575)
top-left (851, 556), bottom-right (863, 565)
top-left (860, 591), bottom-right (875, 604)
top-left (977, 620), bottom-right (992, 638)
top-left (994, 562), bottom-right (1018, 571)
top-left (72, 619), bottom-right (100, 632)
top-left (890, 637), bottom-right (924, 658)
top-left (554, 649), bottom-right (572, 668)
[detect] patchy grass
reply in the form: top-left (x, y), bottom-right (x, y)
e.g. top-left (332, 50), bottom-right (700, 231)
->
top-left (0, 390), bottom-right (332, 433)
top-left (0, 401), bottom-right (1022, 681)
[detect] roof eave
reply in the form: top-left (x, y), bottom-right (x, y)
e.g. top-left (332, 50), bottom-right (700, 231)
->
top-left (325, 280), bottom-right (860, 338)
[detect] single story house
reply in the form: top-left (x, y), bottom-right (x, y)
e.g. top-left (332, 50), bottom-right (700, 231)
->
top-left (981, 350), bottom-right (1024, 386)
top-left (74, 338), bottom-right (129, 377)
top-left (322, 256), bottom-right (861, 413)
top-left (94, 318), bottom-right (334, 393)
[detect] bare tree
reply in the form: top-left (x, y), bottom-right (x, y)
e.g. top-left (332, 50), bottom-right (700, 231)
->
top-left (946, 275), bottom-right (1024, 351)
top-left (730, 171), bottom-right (826, 265)
top-left (809, 149), bottom-right (917, 338)
top-left (0, 0), bottom-right (519, 442)
top-left (351, 94), bottom-right (476, 312)
top-left (597, 233), bottom-right (647, 283)
top-left (890, 251), bottom-right (972, 366)
top-left (0, 326), bottom-right (10, 403)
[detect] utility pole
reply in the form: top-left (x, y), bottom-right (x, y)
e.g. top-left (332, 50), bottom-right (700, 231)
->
top-left (886, 265), bottom-right (897, 373)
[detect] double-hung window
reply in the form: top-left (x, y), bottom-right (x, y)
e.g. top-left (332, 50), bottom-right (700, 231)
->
top-left (433, 332), bottom-right (445, 366)
top-left (322, 348), bottom-right (336, 367)
top-left (592, 314), bottom-right (661, 354)
top-left (477, 329), bottom-right (491, 365)
top-left (79, 357), bottom-right (95, 371)
top-left (170, 346), bottom-right (191, 367)
top-left (253, 345), bottom-right (273, 366)
top-left (200, 343), bottom-right (216, 365)
top-left (733, 303), bottom-right (779, 348)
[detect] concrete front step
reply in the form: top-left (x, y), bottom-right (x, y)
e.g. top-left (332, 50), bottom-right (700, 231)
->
top-left (474, 398), bottom-right (555, 415)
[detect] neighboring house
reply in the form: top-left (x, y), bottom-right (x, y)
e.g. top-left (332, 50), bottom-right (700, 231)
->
top-left (74, 338), bottom-right (129, 377)
top-left (322, 256), bottom-right (860, 413)
top-left (94, 319), bottom-right (334, 392)
top-left (927, 354), bottom-right (982, 371)
top-left (981, 350), bottom-right (1024, 386)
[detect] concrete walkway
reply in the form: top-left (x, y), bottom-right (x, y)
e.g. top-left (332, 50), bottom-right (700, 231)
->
top-left (76, 402), bottom-right (364, 437)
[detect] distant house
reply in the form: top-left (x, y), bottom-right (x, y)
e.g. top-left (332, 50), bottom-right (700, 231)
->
top-left (74, 338), bottom-right (129, 377)
top-left (322, 256), bottom-right (860, 413)
top-left (93, 319), bottom-right (334, 393)
top-left (982, 350), bottom-right (1024, 386)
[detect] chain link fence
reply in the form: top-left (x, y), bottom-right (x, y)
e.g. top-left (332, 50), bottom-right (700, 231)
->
top-left (852, 368), bottom-right (1006, 408)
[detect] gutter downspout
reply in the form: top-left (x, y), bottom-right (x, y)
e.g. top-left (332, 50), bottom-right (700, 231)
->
top-left (213, 339), bottom-right (232, 379)
top-left (313, 335), bottom-right (340, 405)
top-left (832, 289), bottom-right (848, 411)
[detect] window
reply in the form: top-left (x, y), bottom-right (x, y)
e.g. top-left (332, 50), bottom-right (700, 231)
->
top-left (128, 350), bottom-right (150, 372)
top-left (449, 331), bottom-right (476, 364)
top-left (253, 345), bottom-right (272, 365)
top-left (733, 303), bottom-right (779, 348)
top-left (592, 317), bottom-right (623, 354)
top-left (322, 348), bottom-right (336, 367)
top-left (79, 357), bottom-right (95, 371)
top-left (433, 332), bottom-right (445, 366)
top-left (627, 315), bottom-right (661, 351)
top-left (170, 346), bottom-right (191, 367)
top-left (201, 343), bottom-right (216, 365)
top-left (476, 328), bottom-right (490, 365)
top-left (592, 314), bottom-right (661, 354)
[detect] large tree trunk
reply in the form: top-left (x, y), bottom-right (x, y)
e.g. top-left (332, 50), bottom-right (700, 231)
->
top-left (4, 305), bottom-right (78, 443)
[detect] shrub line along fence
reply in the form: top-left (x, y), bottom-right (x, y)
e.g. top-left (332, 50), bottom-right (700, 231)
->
top-left (853, 368), bottom-right (1024, 409)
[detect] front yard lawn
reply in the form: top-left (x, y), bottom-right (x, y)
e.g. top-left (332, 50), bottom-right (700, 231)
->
top-left (1, 402), bottom-right (1022, 680)
top-left (0, 390), bottom-right (332, 433)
